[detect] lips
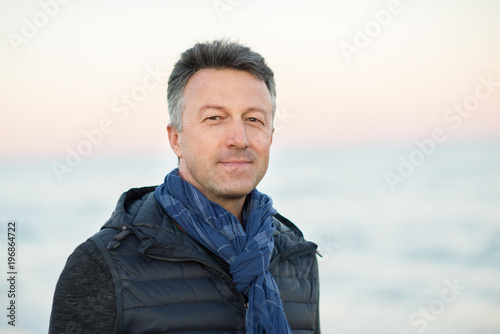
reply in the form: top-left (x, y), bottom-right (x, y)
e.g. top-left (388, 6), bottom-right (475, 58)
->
top-left (216, 152), bottom-right (255, 168)
top-left (219, 160), bottom-right (251, 166)
top-left (218, 160), bottom-right (253, 169)
top-left (220, 160), bottom-right (251, 163)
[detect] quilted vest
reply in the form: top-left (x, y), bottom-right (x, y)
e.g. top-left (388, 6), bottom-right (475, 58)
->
top-left (90, 187), bottom-right (320, 333)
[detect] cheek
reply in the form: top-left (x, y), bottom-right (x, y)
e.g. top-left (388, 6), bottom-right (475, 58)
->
top-left (181, 134), bottom-right (215, 163)
top-left (251, 131), bottom-right (273, 152)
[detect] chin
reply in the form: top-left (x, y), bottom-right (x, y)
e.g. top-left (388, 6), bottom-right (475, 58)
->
top-left (220, 189), bottom-right (253, 199)
top-left (217, 184), bottom-right (256, 199)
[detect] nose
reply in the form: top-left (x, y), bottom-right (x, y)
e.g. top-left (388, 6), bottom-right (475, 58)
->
top-left (226, 119), bottom-right (249, 149)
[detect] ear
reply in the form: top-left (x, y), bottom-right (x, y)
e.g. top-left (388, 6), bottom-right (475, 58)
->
top-left (270, 127), bottom-right (274, 145)
top-left (167, 124), bottom-right (182, 158)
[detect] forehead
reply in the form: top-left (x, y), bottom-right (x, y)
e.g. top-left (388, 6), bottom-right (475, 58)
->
top-left (182, 69), bottom-right (272, 112)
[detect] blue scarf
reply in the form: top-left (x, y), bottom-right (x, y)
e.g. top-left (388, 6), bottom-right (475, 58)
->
top-left (154, 169), bottom-right (292, 334)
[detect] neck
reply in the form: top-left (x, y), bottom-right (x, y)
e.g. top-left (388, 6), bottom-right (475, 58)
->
top-left (209, 196), bottom-right (246, 223)
top-left (176, 167), bottom-right (247, 222)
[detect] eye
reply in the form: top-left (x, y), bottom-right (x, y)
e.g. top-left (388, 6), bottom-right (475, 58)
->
top-left (206, 116), bottom-right (221, 121)
top-left (247, 117), bottom-right (263, 124)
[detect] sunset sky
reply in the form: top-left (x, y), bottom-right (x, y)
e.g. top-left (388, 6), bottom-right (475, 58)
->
top-left (1, 0), bottom-right (499, 159)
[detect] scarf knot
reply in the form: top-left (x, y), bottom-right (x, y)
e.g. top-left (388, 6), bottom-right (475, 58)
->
top-left (154, 169), bottom-right (292, 334)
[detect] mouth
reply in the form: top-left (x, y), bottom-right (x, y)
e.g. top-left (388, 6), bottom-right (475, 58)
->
top-left (219, 160), bottom-right (252, 168)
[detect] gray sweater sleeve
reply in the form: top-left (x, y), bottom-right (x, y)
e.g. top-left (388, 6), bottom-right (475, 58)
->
top-left (49, 240), bottom-right (116, 333)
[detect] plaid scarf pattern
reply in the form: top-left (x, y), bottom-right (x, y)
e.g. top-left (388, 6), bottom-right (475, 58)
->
top-left (154, 169), bottom-right (292, 334)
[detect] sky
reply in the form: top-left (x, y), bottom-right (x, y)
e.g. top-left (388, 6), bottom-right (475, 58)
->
top-left (1, 0), bottom-right (499, 160)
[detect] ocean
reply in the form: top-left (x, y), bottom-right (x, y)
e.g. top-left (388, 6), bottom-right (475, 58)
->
top-left (1, 141), bottom-right (499, 333)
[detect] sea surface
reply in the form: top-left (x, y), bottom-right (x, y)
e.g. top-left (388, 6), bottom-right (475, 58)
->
top-left (1, 141), bottom-right (499, 333)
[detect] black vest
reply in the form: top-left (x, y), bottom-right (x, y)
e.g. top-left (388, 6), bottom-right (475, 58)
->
top-left (91, 188), bottom-right (320, 333)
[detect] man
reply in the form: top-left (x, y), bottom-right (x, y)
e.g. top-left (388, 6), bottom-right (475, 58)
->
top-left (49, 39), bottom-right (320, 333)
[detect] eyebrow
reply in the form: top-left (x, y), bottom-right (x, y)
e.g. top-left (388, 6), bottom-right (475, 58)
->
top-left (198, 104), bottom-right (268, 113)
top-left (198, 104), bottom-right (225, 112)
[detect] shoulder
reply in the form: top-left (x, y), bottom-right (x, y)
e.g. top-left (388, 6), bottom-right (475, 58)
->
top-left (273, 212), bottom-right (305, 238)
top-left (63, 239), bottom-right (111, 276)
top-left (53, 240), bottom-right (114, 299)
top-left (272, 212), bottom-right (318, 259)
top-left (49, 240), bottom-right (116, 333)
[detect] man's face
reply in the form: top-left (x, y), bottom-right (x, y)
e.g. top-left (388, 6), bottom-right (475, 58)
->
top-left (168, 69), bottom-right (274, 204)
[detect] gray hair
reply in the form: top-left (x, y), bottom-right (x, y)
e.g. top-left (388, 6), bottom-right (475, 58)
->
top-left (167, 39), bottom-right (277, 131)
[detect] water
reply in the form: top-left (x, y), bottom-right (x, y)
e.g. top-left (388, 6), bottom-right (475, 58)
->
top-left (1, 141), bottom-right (499, 333)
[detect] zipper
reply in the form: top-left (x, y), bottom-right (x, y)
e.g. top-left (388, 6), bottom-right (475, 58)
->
top-left (145, 254), bottom-right (248, 312)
